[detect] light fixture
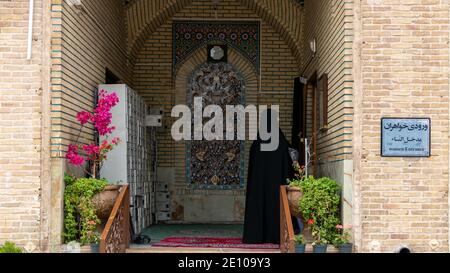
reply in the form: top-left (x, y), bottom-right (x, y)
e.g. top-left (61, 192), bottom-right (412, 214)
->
top-left (309, 38), bottom-right (317, 55)
top-left (67, 0), bottom-right (82, 6)
top-left (66, 0), bottom-right (85, 13)
top-left (299, 77), bottom-right (308, 85)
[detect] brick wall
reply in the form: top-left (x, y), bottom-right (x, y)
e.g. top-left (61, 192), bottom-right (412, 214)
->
top-left (356, 0), bottom-right (449, 252)
top-left (51, 0), bottom-right (129, 157)
top-left (302, 0), bottom-right (355, 228)
top-left (303, 0), bottom-right (354, 165)
top-left (3, 0), bottom-right (448, 253)
top-left (44, 0), bottom-right (130, 248)
top-left (0, 0), bottom-right (46, 250)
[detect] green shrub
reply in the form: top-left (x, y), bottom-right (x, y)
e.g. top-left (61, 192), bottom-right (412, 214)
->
top-left (297, 176), bottom-right (341, 244)
top-left (288, 179), bottom-right (302, 189)
top-left (64, 174), bottom-right (107, 245)
top-left (0, 242), bottom-right (23, 253)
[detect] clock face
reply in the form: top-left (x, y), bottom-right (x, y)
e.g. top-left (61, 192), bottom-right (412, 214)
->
top-left (210, 46), bottom-right (225, 61)
top-left (207, 45), bottom-right (227, 62)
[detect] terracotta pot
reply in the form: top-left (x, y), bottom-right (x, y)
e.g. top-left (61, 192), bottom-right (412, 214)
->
top-left (92, 185), bottom-right (121, 220)
top-left (287, 186), bottom-right (303, 218)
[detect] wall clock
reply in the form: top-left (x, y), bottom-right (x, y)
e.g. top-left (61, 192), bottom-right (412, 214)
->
top-left (208, 44), bottom-right (228, 63)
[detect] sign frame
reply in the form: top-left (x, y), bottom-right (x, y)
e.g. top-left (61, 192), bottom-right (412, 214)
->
top-left (381, 117), bottom-right (431, 158)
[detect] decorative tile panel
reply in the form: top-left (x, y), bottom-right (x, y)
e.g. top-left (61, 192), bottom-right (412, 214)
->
top-left (173, 20), bottom-right (260, 73)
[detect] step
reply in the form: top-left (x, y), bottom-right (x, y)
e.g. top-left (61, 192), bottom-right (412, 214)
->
top-left (126, 246), bottom-right (281, 253)
top-left (126, 245), bottom-right (339, 254)
top-left (304, 245), bottom-right (339, 253)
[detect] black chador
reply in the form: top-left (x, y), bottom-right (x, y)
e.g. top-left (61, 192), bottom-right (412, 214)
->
top-left (242, 114), bottom-right (294, 244)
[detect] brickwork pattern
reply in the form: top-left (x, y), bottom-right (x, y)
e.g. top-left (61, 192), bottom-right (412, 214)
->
top-left (0, 0), bottom-right (45, 249)
top-left (303, 0), bottom-right (354, 165)
top-left (358, 0), bottom-right (449, 253)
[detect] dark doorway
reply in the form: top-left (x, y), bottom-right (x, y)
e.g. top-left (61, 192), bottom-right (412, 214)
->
top-left (105, 68), bottom-right (121, 84)
top-left (292, 77), bottom-right (305, 165)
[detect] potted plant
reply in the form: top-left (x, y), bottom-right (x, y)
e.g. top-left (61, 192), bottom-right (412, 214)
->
top-left (294, 234), bottom-right (306, 253)
top-left (312, 241), bottom-right (328, 253)
top-left (298, 176), bottom-right (341, 254)
top-left (333, 225), bottom-right (353, 253)
top-left (63, 90), bottom-right (122, 249)
top-left (311, 228), bottom-right (331, 253)
top-left (87, 231), bottom-right (101, 253)
top-left (64, 175), bottom-right (107, 249)
top-left (287, 162), bottom-right (306, 218)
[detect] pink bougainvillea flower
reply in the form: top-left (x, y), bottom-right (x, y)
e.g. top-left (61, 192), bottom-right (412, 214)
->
top-left (111, 137), bottom-right (120, 145)
top-left (98, 90), bottom-right (119, 109)
top-left (76, 111), bottom-right (92, 125)
top-left (66, 90), bottom-right (120, 170)
top-left (81, 90), bottom-right (120, 136)
top-left (98, 140), bottom-right (112, 151)
top-left (66, 144), bottom-right (85, 166)
top-left (92, 109), bottom-right (113, 135)
top-left (83, 144), bottom-right (100, 156)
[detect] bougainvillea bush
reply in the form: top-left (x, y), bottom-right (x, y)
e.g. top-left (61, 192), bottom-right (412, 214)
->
top-left (64, 90), bottom-right (120, 244)
top-left (66, 89), bottom-right (120, 177)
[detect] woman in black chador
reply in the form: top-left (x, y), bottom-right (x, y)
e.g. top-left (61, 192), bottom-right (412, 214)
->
top-left (242, 110), bottom-right (295, 244)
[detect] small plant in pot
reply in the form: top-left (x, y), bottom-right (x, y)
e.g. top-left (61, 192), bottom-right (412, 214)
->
top-left (333, 225), bottom-right (353, 253)
top-left (287, 163), bottom-right (306, 218)
top-left (294, 234), bottom-right (306, 253)
top-left (63, 90), bottom-right (121, 250)
top-left (87, 231), bottom-right (101, 253)
top-left (311, 228), bottom-right (331, 253)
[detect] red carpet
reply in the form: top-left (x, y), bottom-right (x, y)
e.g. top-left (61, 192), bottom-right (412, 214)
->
top-left (152, 237), bottom-right (279, 249)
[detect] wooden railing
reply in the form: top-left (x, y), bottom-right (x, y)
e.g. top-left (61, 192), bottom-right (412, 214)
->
top-left (100, 185), bottom-right (130, 253)
top-left (280, 185), bottom-right (295, 253)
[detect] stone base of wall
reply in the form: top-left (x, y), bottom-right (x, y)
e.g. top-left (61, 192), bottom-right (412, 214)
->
top-left (318, 160), bottom-right (353, 227)
top-left (171, 193), bottom-right (245, 224)
top-left (158, 167), bottom-right (245, 223)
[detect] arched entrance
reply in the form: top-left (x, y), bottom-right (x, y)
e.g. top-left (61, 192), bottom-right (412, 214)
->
top-left (186, 62), bottom-right (246, 189)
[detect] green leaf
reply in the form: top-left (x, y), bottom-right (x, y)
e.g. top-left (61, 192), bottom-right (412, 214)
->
top-left (63, 175), bottom-right (107, 245)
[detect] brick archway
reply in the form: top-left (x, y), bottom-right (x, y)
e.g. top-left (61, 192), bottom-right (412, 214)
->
top-left (126, 0), bottom-right (303, 66)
